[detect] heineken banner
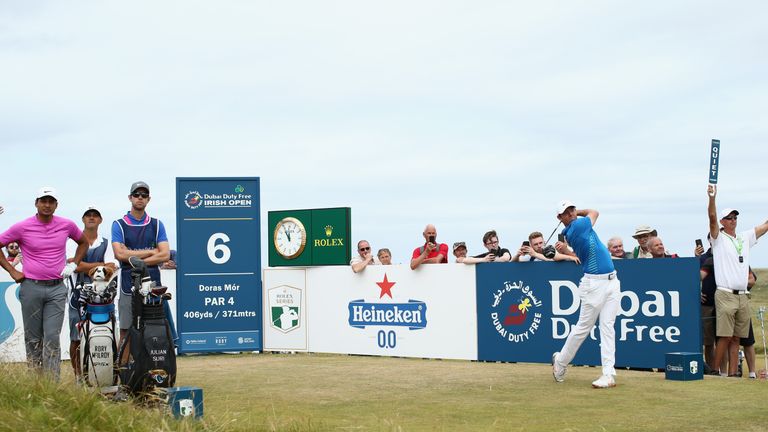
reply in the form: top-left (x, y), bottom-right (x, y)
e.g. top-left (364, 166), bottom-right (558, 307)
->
top-left (476, 259), bottom-right (701, 369)
top-left (263, 265), bottom-right (478, 359)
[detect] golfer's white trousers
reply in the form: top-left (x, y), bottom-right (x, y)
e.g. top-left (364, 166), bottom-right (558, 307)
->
top-left (556, 272), bottom-right (621, 377)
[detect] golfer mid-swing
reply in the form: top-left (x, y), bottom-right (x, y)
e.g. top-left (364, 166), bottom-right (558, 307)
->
top-left (551, 200), bottom-right (621, 388)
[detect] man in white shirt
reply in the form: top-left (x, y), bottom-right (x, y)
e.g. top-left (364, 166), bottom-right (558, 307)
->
top-left (707, 185), bottom-right (768, 376)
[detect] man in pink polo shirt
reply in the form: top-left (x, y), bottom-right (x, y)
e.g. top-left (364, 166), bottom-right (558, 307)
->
top-left (0, 187), bottom-right (89, 380)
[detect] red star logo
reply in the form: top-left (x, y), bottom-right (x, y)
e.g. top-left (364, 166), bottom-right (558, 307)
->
top-left (376, 273), bottom-right (396, 299)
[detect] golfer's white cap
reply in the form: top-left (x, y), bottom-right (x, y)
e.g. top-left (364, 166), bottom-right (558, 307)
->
top-left (557, 199), bottom-right (576, 215)
top-left (36, 186), bottom-right (58, 201)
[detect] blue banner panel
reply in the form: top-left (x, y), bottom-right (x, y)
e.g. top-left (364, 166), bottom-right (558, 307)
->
top-left (176, 178), bottom-right (262, 353)
top-left (476, 259), bottom-right (701, 369)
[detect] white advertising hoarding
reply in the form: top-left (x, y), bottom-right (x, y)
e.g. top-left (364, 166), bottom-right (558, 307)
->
top-left (265, 264), bottom-right (477, 360)
top-left (262, 268), bottom-right (308, 351)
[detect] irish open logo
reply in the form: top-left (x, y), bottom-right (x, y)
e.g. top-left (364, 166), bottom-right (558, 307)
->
top-left (269, 285), bottom-right (301, 333)
top-left (184, 191), bottom-right (203, 209)
top-left (490, 280), bottom-right (543, 343)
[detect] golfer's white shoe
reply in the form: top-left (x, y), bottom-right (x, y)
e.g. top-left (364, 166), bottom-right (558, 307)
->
top-left (552, 352), bottom-right (566, 383)
top-left (591, 374), bottom-right (616, 388)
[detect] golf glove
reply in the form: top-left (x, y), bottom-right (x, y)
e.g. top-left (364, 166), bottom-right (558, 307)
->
top-left (61, 262), bottom-right (77, 278)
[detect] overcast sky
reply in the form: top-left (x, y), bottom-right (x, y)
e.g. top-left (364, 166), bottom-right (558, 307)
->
top-left (2, 1), bottom-right (767, 267)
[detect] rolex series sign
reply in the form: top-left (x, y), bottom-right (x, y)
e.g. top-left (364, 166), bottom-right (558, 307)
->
top-left (268, 207), bottom-right (351, 267)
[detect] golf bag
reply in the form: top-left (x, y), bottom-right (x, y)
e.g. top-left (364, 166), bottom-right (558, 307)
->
top-left (117, 257), bottom-right (176, 396)
top-left (79, 303), bottom-right (119, 387)
top-left (77, 275), bottom-right (119, 388)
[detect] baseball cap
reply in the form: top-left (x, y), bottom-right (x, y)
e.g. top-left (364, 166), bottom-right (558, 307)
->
top-left (36, 186), bottom-right (58, 201)
top-left (453, 241), bottom-right (466, 252)
top-left (130, 181), bottom-right (150, 194)
top-left (720, 208), bottom-right (739, 219)
top-left (632, 225), bottom-right (657, 238)
top-left (556, 200), bottom-right (575, 215)
top-left (82, 205), bottom-right (102, 217)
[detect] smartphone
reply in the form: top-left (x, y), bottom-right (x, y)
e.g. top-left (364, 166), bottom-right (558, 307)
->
top-left (695, 239), bottom-right (703, 248)
top-left (428, 235), bottom-right (436, 244)
top-left (522, 241), bottom-right (530, 247)
top-left (558, 234), bottom-right (565, 242)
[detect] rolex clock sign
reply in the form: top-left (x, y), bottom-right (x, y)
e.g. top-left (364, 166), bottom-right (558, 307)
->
top-left (268, 207), bottom-right (351, 267)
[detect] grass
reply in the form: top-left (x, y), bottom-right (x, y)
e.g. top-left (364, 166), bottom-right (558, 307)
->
top-left (1, 270), bottom-right (766, 431)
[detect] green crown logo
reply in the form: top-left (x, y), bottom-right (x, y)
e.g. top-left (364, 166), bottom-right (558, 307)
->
top-left (324, 225), bottom-right (333, 237)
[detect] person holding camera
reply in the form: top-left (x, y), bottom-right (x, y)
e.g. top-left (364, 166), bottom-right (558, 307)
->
top-left (512, 231), bottom-right (580, 263)
top-left (410, 224), bottom-right (448, 269)
top-left (459, 230), bottom-right (511, 264)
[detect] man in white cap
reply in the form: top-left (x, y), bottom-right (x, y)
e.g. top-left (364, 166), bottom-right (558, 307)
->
top-left (707, 185), bottom-right (768, 376)
top-left (552, 200), bottom-right (621, 388)
top-left (631, 225), bottom-right (657, 258)
top-left (0, 187), bottom-right (89, 380)
top-left (67, 205), bottom-right (118, 381)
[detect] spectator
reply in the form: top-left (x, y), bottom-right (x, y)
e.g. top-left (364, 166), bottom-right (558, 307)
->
top-left (67, 205), bottom-right (117, 382)
top-left (161, 249), bottom-right (177, 270)
top-left (607, 237), bottom-right (629, 259)
top-left (5, 241), bottom-right (22, 268)
top-left (112, 181), bottom-right (175, 345)
top-left (0, 187), bottom-right (88, 380)
top-left (410, 224), bottom-right (448, 269)
top-left (646, 237), bottom-right (678, 258)
top-left (513, 231), bottom-right (579, 263)
top-left (461, 230), bottom-right (512, 264)
top-left (631, 225), bottom-right (657, 258)
top-left (350, 240), bottom-right (378, 273)
top-left (706, 185), bottom-right (768, 377)
top-left (452, 242), bottom-right (468, 263)
top-left (377, 248), bottom-right (392, 265)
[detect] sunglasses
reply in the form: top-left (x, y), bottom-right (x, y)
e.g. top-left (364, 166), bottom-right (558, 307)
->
top-left (7, 245), bottom-right (19, 250)
top-left (359, 247), bottom-right (370, 251)
top-left (131, 192), bottom-right (150, 199)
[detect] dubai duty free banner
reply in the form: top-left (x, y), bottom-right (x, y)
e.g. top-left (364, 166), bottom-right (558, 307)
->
top-left (476, 259), bottom-right (701, 369)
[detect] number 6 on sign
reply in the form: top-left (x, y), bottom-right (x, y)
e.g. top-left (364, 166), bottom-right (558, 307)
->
top-left (207, 233), bottom-right (231, 264)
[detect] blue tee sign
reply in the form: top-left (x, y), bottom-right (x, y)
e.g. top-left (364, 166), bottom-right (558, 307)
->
top-left (176, 178), bottom-right (262, 353)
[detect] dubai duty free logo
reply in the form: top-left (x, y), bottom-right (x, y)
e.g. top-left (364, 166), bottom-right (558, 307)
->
top-left (489, 280), bottom-right (543, 343)
top-left (184, 191), bottom-right (203, 209)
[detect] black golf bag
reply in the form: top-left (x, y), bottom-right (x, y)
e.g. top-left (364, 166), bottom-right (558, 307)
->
top-left (117, 257), bottom-right (176, 396)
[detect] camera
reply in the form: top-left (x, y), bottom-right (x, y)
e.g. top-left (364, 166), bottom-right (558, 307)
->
top-left (522, 241), bottom-right (530, 247)
top-left (428, 235), bottom-right (436, 244)
top-left (695, 239), bottom-right (703, 248)
top-left (558, 234), bottom-right (565, 242)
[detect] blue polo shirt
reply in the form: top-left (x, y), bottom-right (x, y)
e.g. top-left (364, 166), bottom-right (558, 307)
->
top-left (562, 217), bottom-right (614, 275)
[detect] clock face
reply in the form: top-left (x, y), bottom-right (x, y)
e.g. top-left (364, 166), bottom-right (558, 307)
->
top-left (273, 217), bottom-right (307, 259)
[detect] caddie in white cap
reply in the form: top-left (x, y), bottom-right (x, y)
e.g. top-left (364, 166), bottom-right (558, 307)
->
top-left (551, 200), bottom-right (621, 389)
